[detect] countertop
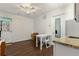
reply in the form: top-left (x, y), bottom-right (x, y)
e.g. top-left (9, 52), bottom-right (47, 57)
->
top-left (53, 37), bottom-right (79, 48)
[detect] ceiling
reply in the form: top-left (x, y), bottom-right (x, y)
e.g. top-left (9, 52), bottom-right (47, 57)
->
top-left (0, 3), bottom-right (70, 19)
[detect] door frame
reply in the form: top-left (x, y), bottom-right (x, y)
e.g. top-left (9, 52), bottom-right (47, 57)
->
top-left (55, 17), bottom-right (61, 38)
top-left (52, 15), bottom-right (62, 38)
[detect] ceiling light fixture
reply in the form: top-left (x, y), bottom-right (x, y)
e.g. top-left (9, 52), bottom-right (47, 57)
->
top-left (18, 3), bottom-right (38, 14)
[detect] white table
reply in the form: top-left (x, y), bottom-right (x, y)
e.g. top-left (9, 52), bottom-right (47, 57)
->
top-left (36, 34), bottom-right (51, 50)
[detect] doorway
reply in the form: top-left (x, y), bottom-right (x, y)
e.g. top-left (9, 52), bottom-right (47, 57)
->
top-left (55, 17), bottom-right (61, 38)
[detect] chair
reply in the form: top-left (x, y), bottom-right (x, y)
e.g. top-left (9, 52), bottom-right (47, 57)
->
top-left (0, 40), bottom-right (6, 56)
top-left (43, 36), bottom-right (51, 48)
top-left (31, 33), bottom-right (39, 42)
top-left (36, 34), bottom-right (52, 50)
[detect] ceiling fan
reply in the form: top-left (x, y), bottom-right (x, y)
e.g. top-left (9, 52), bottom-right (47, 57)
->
top-left (18, 3), bottom-right (38, 14)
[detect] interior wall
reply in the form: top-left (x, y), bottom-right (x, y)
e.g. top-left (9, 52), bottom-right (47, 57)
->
top-left (0, 12), bottom-right (34, 43)
top-left (34, 8), bottom-right (65, 41)
top-left (34, 3), bottom-right (74, 39)
top-left (64, 3), bottom-right (75, 20)
top-left (34, 8), bottom-right (64, 33)
top-left (0, 3), bottom-right (75, 43)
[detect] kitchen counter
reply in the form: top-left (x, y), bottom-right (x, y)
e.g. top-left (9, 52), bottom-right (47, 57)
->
top-left (53, 37), bottom-right (79, 56)
top-left (53, 37), bottom-right (79, 48)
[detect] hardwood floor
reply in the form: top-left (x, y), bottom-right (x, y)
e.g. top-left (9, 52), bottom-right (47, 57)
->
top-left (6, 40), bottom-right (53, 56)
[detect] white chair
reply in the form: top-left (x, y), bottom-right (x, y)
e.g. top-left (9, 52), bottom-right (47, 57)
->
top-left (36, 34), bottom-right (52, 50)
top-left (42, 35), bottom-right (51, 48)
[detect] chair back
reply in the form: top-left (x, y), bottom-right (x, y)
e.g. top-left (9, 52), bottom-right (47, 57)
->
top-left (0, 40), bottom-right (5, 56)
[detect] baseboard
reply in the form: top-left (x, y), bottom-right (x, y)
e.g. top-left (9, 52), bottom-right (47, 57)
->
top-left (6, 38), bottom-right (32, 44)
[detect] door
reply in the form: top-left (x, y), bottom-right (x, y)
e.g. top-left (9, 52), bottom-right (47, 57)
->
top-left (55, 17), bottom-right (61, 38)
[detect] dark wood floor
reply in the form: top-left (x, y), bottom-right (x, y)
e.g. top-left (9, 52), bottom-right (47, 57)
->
top-left (6, 40), bottom-right (53, 56)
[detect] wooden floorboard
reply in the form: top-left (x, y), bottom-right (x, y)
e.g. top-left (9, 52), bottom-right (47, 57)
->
top-left (6, 40), bottom-right (53, 56)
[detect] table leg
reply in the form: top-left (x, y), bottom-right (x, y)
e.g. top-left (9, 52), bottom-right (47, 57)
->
top-left (36, 36), bottom-right (38, 47)
top-left (40, 37), bottom-right (42, 50)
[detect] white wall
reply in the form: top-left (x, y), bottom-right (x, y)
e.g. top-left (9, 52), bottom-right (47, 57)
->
top-left (34, 8), bottom-right (65, 42)
top-left (0, 3), bottom-right (75, 43)
top-left (34, 8), bottom-right (64, 34)
top-left (64, 4), bottom-right (75, 20)
top-left (0, 12), bottom-right (34, 43)
top-left (34, 3), bottom-right (74, 39)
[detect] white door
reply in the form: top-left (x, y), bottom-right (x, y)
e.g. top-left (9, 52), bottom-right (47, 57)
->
top-left (55, 17), bottom-right (61, 38)
top-left (53, 15), bottom-right (64, 38)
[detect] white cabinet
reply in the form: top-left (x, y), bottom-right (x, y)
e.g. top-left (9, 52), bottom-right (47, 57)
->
top-left (66, 20), bottom-right (79, 37)
top-left (54, 43), bottom-right (79, 56)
